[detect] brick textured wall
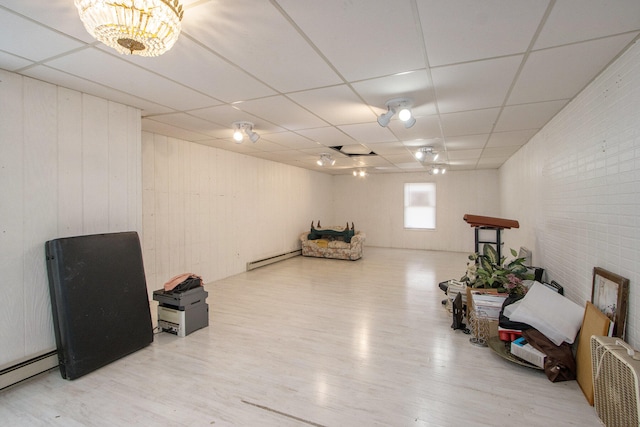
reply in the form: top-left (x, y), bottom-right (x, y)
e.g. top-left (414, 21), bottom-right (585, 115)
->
top-left (500, 40), bottom-right (640, 347)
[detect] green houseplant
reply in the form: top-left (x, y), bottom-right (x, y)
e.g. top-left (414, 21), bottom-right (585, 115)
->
top-left (461, 245), bottom-right (533, 295)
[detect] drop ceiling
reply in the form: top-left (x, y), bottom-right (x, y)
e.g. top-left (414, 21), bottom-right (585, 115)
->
top-left (1, 0), bottom-right (639, 175)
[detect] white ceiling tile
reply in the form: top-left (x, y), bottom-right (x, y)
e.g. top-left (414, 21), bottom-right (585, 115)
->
top-left (1, 0), bottom-right (94, 42)
top-left (248, 151), bottom-right (293, 163)
top-left (338, 122), bottom-right (398, 144)
top-left (336, 144), bottom-right (374, 155)
top-left (482, 146), bottom-right (522, 158)
top-left (251, 140), bottom-right (291, 152)
top-left (449, 164), bottom-right (477, 171)
top-left (0, 9), bottom-right (84, 62)
top-left (184, 0), bottom-right (342, 92)
top-left (448, 159), bottom-right (478, 167)
top-left (432, 56), bottom-right (523, 113)
top-left (124, 36), bottom-right (276, 103)
top-left (0, 51), bottom-right (33, 71)
top-left (189, 104), bottom-right (285, 136)
top-left (267, 150), bottom-right (313, 160)
top-left (418, 0), bottom-right (548, 66)
top-left (295, 127), bottom-right (357, 147)
top-left (4, 0), bottom-right (639, 173)
top-left (45, 49), bottom-right (218, 111)
top-left (383, 152), bottom-right (423, 164)
top-left (236, 96), bottom-right (328, 130)
top-left (509, 34), bottom-right (638, 104)
top-left (276, 0), bottom-right (426, 81)
top-left (396, 162), bottom-right (426, 171)
top-left (212, 140), bottom-right (261, 154)
top-left (261, 132), bottom-right (318, 150)
top-left (142, 119), bottom-right (211, 141)
top-left (386, 115), bottom-right (443, 140)
top-left (365, 143), bottom-right (413, 156)
top-left (443, 135), bottom-right (489, 151)
top-left (143, 113), bottom-right (226, 138)
top-left (440, 108), bottom-right (500, 137)
top-left (448, 149), bottom-right (483, 160)
top-left (356, 157), bottom-right (395, 168)
top-left (259, 132), bottom-right (310, 146)
top-left (478, 156), bottom-right (509, 168)
top-left (288, 85), bottom-right (377, 126)
top-left (486, 129), bottom-right (538, 147)
top-left (495, 100), bottom-right (568, 132)
top-left (401, 137), bottom-right (443, 149)
top-left (352, 70), bottom-right (435, 116)
top-left (535, 0), bottom-right (640, 49)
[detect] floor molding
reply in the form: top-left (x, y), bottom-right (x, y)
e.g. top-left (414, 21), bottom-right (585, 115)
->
top-left (246, 249), bottom-right (301, 271)
top-left (0, 351), bottom-right (59, 391)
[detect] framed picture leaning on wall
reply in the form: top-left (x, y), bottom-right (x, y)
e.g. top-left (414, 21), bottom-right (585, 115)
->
top-left (592, 267), bottom-right (630, 338)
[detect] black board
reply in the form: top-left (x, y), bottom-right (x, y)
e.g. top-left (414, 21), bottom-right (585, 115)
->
top-left (45, 231), bottom-right (153, 380)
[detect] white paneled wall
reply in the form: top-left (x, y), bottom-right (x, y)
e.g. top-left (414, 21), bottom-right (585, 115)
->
top-left (500, 40), bottom-right (640, 347)
top-left (141, 132), bottom-right (333, 292)
top-left (333, 170), bottom-right (500, 252)
top-left (0, 71), bottom-right (141, 368)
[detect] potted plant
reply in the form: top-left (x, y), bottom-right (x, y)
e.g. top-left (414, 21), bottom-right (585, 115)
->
top-left (461, 245), bottom-right (533, 295)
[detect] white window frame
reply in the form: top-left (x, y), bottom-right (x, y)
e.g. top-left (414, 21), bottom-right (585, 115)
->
top-left (404, 182), bottom-right (436, 230)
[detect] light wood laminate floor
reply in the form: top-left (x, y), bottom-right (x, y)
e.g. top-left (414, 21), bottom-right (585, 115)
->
top-left (1, 248), bottom-right (600, 426)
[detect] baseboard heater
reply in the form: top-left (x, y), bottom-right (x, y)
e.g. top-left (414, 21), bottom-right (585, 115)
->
top-left (0, 350), bottom-right (59, 391)
top-left (246, 249), bottom-right (301, 271)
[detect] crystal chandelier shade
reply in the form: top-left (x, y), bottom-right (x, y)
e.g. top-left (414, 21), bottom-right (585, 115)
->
top-left (75, 0), bottom-right (184, 57)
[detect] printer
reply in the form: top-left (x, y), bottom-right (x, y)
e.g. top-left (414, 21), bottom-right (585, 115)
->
top-left (153, 286), bottom-right (208, 337)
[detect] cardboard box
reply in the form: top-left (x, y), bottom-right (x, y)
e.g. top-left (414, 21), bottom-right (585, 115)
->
top-left (511, 337), bottom-right (546, 368)
top-left (465, 287), bottom-right (497, 316)
top-left (469, 288), bottom-right (507, 320)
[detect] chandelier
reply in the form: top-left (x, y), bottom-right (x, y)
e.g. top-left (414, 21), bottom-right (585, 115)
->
top-left (74, 0), bottom-right (184, 57)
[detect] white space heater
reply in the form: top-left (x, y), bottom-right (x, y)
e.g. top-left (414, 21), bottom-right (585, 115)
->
top-left (591, 335), bottom-right (640, 426)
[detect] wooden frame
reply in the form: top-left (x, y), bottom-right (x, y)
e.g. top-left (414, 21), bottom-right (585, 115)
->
top-left (591, 267), bottom-right (629, 338)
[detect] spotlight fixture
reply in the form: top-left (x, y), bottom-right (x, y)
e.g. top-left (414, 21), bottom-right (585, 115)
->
top-left (415, 147), bottom-right (439, 162)
top-left (428, 165), bottom-right (447, 175)
top-left (74, 0), bottom-right (184, 56)
top-left (316, 153), bottom-right (335, 167)
top-left (232, 121), bottom-right (260, 143)
top-left (377, 97), bottom-right (416, 129)
top-left (352, 170), bottom-right (367, 177)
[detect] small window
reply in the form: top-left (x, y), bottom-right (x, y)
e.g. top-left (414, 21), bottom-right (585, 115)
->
top-left (404, 182), bottom-right (436, 229)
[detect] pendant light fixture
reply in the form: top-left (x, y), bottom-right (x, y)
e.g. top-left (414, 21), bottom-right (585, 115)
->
top-left (74, 0), bottom-right (184, 56)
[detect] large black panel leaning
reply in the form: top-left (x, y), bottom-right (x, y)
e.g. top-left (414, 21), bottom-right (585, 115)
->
top-left (45, 231), bottom-right (153, 380)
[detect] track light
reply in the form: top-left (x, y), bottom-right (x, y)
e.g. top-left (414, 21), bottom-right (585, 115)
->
top-left (377, 97), bottom-right (416, 129)
top-left (415, 147), bottom-right (438, 162)
top-left (352, 170), bottom-right (367, 177)
top-left (232, 121), bottom-right (260, 143)
top-left (317, 153), bottom-right (335, 167)
top-left (428, 165), bottom-right (447, 175)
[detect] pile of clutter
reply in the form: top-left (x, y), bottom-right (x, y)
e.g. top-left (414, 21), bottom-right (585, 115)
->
top-left (440, 247), bottom-right (585, 382)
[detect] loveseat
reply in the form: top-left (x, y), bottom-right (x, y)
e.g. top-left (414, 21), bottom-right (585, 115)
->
top-left (300, 222), bottom-right (365, 260)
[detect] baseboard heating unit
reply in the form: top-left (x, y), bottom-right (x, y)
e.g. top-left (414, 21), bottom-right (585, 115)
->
top-left (246, 249), bottom-right (301, 271)
top-left (0, 350), bottom-right (59, 390)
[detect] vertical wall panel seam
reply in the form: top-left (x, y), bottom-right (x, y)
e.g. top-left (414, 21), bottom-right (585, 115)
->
top-left (21, 75), bottom-right (26, 357)
top-left (80, 94), bottom-right (85, 233)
